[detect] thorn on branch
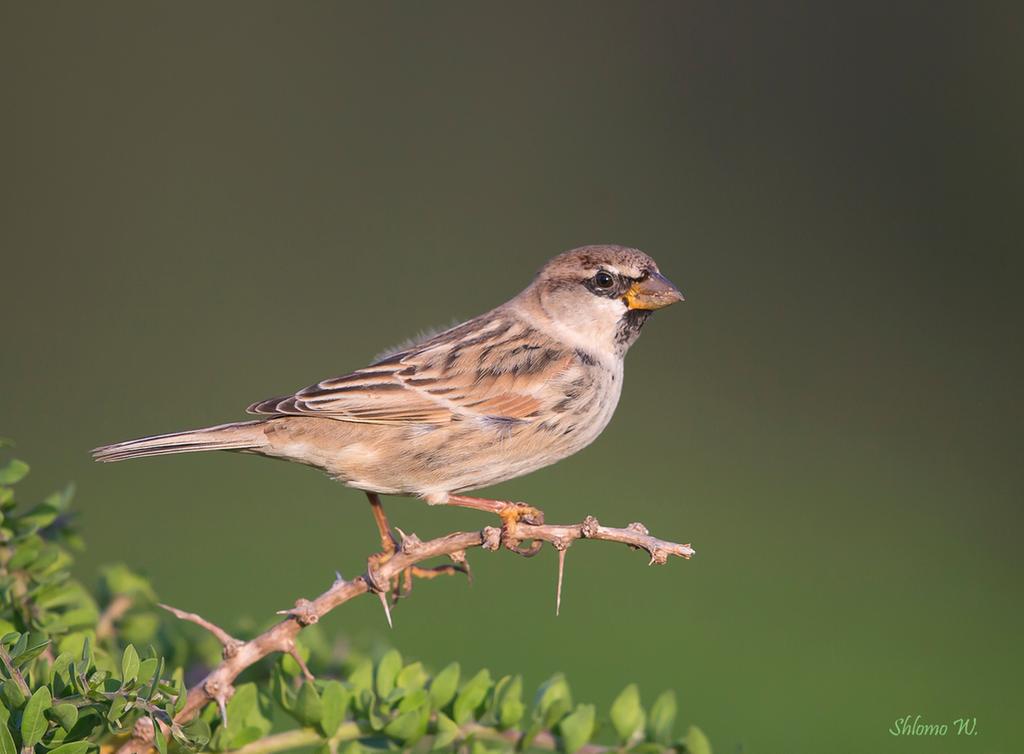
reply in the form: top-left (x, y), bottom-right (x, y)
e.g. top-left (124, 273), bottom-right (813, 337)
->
top-left (377, 592), bottom-right (393, 629)
top-left (555, 545), bottom-right (568, 616)
top-left (394, 527), bottom-right (423, 554)
top-left (276, 598), bottom-right (318, 626)
top-left (204, 679), bottom-right (235, 726)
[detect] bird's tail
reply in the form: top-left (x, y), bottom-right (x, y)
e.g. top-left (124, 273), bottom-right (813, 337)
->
top-left (91, 421), bottom-right (267, 463)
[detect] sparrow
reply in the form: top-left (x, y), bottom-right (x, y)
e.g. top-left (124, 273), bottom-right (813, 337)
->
top-left (93, 245), bottom-right (683, 564)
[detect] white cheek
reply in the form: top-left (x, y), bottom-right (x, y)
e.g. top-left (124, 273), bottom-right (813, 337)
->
top-left (590, 296), bottom-right (628, 321)
top-left (557, 296), bottom-right (627, 355)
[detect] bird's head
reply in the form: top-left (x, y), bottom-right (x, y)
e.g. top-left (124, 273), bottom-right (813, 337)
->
top-left (519, 245), bottom-right (684, 358)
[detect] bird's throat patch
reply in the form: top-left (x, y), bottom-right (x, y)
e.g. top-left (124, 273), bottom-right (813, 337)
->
top-left (615, 308), bottom-right (652, 345)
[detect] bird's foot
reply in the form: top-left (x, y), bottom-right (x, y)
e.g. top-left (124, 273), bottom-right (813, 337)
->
top-left (498, 501), bottom-right (545, 527)
top-left (498, 503), bottom-right (545, 557)
top-left (441, 495), bottom-right (546, 556)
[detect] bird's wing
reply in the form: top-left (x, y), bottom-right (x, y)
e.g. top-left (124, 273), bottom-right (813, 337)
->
top-left (247, 311), bottom-right (573, 425)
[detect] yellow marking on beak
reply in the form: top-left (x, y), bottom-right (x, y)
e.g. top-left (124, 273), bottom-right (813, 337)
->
top-left (623, 273), bottom-right (685, 310)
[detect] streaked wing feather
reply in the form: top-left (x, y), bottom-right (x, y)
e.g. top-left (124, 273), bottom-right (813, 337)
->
top-left (246, 310), bottom-right (568, 425)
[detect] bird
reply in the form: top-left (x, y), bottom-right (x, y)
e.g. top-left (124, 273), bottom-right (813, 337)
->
top-left (93, 244), bottom-right (683, 587)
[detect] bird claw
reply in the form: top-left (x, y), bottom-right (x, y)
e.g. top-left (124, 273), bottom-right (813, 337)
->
top-left (504, 502), bottom-right (545, 526)
top-left (505, 538), bottom-right (543, 557)
top-left (498, 502), bottom-right (546, 556)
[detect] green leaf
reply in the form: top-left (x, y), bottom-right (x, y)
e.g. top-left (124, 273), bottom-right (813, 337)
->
top-left (21, 685), bottom-right (52, 747)
top-left (1, 680), bottom-right (26, 710)
top-left (121, 645), bottom-right (140, 685)
top-left (319, 680), bottom-right (351, 737)
top-left (0, 714), bottom-right (16, 754)
top-left (50, 653), bottom-right (74, 692)
top-left (280, 645), bottom-right (310, 679)
top-left (269, 664), bottom-right (295, 712)
top-left (348, 659), bottom-right (373, 695)
top-left (153, 723), bottom-right (168, 754)
top-left (136, 658), bottom-right (159, 688)
top-left (452, 669), bottom-right (491, 724)
top-left (293, 681), bottom-right (323, 726)
top-left (397, 688), bottom-right (428, 713)
top-left (364, 692), bottom-right (385, 731)
top-left (534, 673), bottom-right (573, 722)
top-left (610, 683), bottom-right (645, 743)
top-left (375, 650), bottom-right (402, 698)
top-left (106, 696), bottom-right (127, 725)
top-left (495, 675), bottom-right (524, 729)
top-left (646, 690), bottom-right (676, 745)
top-left (50, 703), bottom-right (79, 732)
top-left (17, 504), bottom-right (60, 533)
top-left (558, 704), bottom-right (595, 754)
top-left (7, 542), bottom-right (40, 570)
top-left (682, 725), bottom-right (712, 754)
top-left (337, 741), bottom-right (364, 754)
top-left (225, 682), bottom-right (257, 724)
top-left (428, 662), bottom-right (460, 709)
top-left (382, 686), bottom-right (406, 707)
top-left (470, 742), bottom-right (501, 754)
top-left (434, 712), bottom-right (459, 748)
top-left (172, 681), bottom-right (188, 715)
top-left (182, 718), bottom-right (211, 750)
top-left (383, 705), bottom-right (429, 743)
top-left (219, 684), bottom-right (270, 749)
top-left (522, 674), bottom-right (573, 751)
top-left (0, 460), bottom-right (29, 485)
top-left (12, 634), bottom-right (50, 669)
top-left (629, 744), bottom-right (667, 754)
top-left (143, 657), bottom-right (164, 703)
top-left (45, 743), bottom-right (90, 754)
top-left (395, 661), bottom-right (427, 692)
top-left (43, 485), bottom-right (75, 514)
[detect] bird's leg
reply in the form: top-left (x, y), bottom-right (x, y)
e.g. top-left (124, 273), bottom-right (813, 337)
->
top-left (364, 493), bottom-right (467, 606)
top-left (365, 493), bottom-right (401, 604)
top-left (442, 495), bottom-right (545, 556)
top-left (366, 492), bottom-right (398, 555)
top-left (441, 495), bottom-right (546, 525)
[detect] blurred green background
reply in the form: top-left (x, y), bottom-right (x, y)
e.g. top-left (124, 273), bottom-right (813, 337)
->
top-left (2, 2), bottom-right (1022, 753)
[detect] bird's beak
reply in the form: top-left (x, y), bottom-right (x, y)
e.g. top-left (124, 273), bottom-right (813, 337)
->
top-left (623, 272), bottom-right (685, 310)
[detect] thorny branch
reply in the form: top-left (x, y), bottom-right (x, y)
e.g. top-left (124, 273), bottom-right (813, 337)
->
top-left (115, 514), bottom-right (693, 754)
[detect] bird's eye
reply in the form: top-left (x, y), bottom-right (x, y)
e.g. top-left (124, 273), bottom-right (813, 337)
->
top-left (593, 271), bottom-right (614, 289)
